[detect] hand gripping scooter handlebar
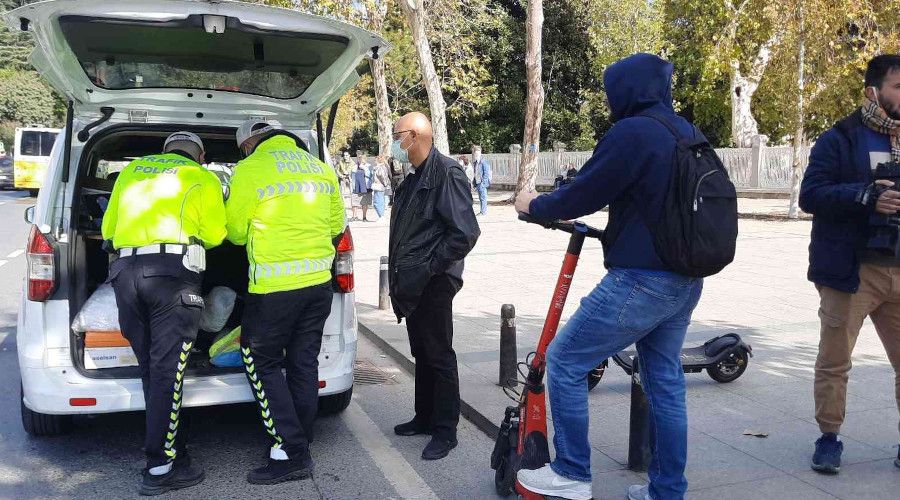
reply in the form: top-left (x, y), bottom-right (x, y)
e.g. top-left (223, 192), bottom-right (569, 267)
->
top-left (491, 212), bottom-right (603, 498)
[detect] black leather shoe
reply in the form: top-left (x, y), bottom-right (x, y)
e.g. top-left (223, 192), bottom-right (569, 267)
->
top-left (139, 460), bottom-right (205, 496)
top-left (247, 455), bottom-right (313, 485)
top-left (394, 419), bottom-right (433, 436)
top-left (422, 437), bottom-right (458, 460)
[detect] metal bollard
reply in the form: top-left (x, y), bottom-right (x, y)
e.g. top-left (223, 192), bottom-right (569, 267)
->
top-left (499, 304), bottom-right (517, 387)
top-left (378, 256), bottom-right (390, 310)
top-left (627, 357), bottom-right (653, 472)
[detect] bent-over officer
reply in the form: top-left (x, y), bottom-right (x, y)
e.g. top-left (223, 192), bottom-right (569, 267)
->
top-left (102, 131), bottom-right (226, 495)
top-left (226, 120), bottom-right (345, 485)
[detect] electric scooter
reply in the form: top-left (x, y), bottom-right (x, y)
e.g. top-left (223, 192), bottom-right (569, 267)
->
top-left (587, 333), bottom-right (753, 391)
top-left (491, 213), bottom-right (603, 499)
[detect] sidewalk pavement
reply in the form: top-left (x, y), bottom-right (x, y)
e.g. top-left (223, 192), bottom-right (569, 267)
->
top-left (349, 196), bottom-right (898, 499)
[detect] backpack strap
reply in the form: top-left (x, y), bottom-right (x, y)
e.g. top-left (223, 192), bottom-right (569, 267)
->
top-left (638, 111), bottom-right (701, 142)
top-left (639, 111), bottom-right (681, 138)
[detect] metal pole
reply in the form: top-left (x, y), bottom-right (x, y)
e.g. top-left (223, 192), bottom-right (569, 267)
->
top-left (499, 304), bottom-right (517, 387)
top-left (627, 357), bottom-right (652, 472)
top-left (378, 256), bottom-right (390, 310)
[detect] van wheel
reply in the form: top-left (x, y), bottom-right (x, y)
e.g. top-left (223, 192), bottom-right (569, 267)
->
top-left (318, 387), bottom-right (353, 415)
top-left (21, 386), bottom-right (71, 436)
top-left (27, 189), bottom-right (39, 197)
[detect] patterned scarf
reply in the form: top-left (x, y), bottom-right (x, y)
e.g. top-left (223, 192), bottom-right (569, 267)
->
top-left (860, 97), bottom-right (900, 162)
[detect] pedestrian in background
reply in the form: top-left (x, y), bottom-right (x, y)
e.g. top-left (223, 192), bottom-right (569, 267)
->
top-left (372, 155), bottom-right (391, 222)
top-left (337, 151), bottom-right (354, 196)
top-left (388, 112), bottom-right (480, 461)
top-left (351, 153), bottom-right (374, 222)
top-left (459, 155), bottom-right (475, 187)
top-left (472, 146), bottom-right (491, 216)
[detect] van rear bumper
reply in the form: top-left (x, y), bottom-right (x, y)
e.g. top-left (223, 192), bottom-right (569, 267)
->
top-left (21, 341), bottom-right (356, 415)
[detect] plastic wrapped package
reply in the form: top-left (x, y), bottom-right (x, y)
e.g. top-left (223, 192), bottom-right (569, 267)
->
top-left (209, 326), bottom-right (242, 367)
top-left (71, 284), bottom-right (120, 332)
top-left (199, 286), bottom-right (237, 332)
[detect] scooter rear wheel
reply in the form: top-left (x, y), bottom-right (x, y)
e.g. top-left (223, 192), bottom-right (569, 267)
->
top-left (707, 350), bottom-right (749, 383)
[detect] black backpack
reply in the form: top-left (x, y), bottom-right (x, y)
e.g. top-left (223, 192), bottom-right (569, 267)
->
top-left (640, 112), bottom-right (738, 278)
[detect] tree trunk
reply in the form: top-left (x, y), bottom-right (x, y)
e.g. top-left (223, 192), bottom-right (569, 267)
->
top-left (730, 34), bottom-right (780, 147)
top-left (514, 0), bottom-right (545, 197)
top-left (788, 4), bottom-right (805, 219)
top-left (399, 0), bottom-right (450, 155)
top-left (369, 1), bottom-right (393, 158)
top-left (730, 69), bottom-right (761, 148)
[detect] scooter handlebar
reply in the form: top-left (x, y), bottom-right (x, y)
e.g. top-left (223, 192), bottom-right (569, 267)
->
top-left (517, 212), bottom-right (604, 240)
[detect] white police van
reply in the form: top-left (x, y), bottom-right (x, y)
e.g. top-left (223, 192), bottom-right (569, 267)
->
top-left (6, 0), bottom-right (388, 435)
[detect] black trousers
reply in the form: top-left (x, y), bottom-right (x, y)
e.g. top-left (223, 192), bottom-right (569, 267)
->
top-left (406, 275), bottom-right (460, 441)
top-left (240, 284), bottom-right (332, 459)
top-left (109, 254), bottom-right (203, 469)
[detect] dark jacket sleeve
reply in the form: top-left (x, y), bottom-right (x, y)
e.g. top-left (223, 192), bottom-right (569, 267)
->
top-left (529, 124), bottom-right (640, 221)
top-left (799, 129), bottom-right (870, 218)
top-left (432, 165), bottom-right (481, 274)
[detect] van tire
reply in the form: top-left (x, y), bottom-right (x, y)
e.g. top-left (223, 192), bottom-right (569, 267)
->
top-left (21, 386), bottom-right (71, 436)
top-left (318, 387), bottom-right (352, 415)
top-left (28, 189), bottom-right (39, 197)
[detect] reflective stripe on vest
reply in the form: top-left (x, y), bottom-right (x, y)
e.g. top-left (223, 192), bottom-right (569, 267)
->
top-left (249, 257), bottom-right (335, 279)
top-left (256, 181), bottom-right (337, 201)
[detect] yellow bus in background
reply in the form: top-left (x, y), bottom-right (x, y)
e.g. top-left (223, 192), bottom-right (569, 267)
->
top-left (14, 127), bottom-right (60, 194)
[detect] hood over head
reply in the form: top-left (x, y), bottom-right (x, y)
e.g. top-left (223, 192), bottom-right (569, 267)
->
top-left (603, 53), bottom-right (674, 121)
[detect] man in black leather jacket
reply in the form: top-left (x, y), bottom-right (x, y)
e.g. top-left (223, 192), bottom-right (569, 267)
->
top-left (388, 112), bottom-right (480, 460)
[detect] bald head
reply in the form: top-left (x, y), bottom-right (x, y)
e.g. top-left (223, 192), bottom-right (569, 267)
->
top-left (393, 112), bottom-right (434, 167)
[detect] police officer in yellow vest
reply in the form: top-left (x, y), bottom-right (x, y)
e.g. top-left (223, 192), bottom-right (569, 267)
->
top-left (102, 131), bottom-right (226, 495)
top-left (226, 120), bottom-right (345, 484)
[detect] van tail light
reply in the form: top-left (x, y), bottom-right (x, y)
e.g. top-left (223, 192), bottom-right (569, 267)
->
top-left (335, 229), bottom-right (354, 293)
top-left (26, 225), bottom-right (56, 302)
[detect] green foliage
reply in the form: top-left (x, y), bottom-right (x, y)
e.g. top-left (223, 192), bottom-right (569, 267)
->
top-left (2, 0), bottom-right (895, 155)
top-left (0, 69), bottom-right (59, 125)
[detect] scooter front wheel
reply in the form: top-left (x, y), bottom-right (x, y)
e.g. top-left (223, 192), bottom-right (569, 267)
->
top-left (707, 350), bottom-right (749, 383)
top-left (494, 453), bottom-right (516, 496)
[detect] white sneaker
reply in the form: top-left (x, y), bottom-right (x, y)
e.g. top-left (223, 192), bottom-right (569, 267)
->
top-left (516, 465), bottom-right (592, 500)
top-left (626, 484), bottom-right (652, 500)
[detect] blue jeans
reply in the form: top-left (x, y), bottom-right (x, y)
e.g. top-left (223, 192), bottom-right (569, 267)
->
top-left (476, 184), bottom-right (488, 214)
top-left (547, 268), bottom-right (702, 499)
top-left (373, 190), bottom-right (386, 217)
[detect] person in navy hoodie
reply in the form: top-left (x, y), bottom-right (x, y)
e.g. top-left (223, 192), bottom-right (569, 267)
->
top-left (514, 53), bottom-right (704, 500)
top-left (799, 54), bottom-right (900, 475)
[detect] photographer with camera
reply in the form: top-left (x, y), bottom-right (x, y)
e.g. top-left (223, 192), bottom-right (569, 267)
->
top-left (799, 54), bottom-right (900, 475)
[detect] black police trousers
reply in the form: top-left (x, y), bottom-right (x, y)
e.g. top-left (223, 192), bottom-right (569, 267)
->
top-left (240, 283), bottom-right (332, 459)
top-left (406, 274), bottom-right (461, 441)
top-left (109, 254), bottom-right (204, 469)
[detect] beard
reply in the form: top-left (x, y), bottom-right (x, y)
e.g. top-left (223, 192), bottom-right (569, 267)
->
top-left (887, 105), bottom-right (900, 121)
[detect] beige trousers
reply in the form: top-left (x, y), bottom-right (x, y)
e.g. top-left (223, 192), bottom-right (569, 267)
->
top-left (814, 263), bottom-right (900, 435)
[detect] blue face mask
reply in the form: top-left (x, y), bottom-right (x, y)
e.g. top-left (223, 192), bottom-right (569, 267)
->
top-left (391, 138), bottom-right (411, 164)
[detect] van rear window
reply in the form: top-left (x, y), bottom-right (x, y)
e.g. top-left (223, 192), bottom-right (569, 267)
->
top-left (20, 131), bottom-right (58, 156)
top-left (59, 15), bottom-right (349, 100)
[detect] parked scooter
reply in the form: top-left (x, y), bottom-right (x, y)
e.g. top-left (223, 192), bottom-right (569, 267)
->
top-left (587, 333), bottom-right (752, 390)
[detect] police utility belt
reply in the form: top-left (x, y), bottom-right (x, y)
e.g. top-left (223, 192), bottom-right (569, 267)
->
top-left (117, 243), bottom-right (206, 273)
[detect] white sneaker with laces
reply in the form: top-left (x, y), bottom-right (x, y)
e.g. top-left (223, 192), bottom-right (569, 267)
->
top-left (516, 465), bottom-right (592, 500)
top-left (627, 484), bottom-right (652, 500)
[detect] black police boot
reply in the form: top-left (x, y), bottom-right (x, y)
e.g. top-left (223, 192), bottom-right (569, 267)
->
top-left (247, 453), bottom-right (314, 485)
top-left (422, 436), bottom-right (458, 460)
top-left (138, 459), bottom-right (205, 496)
top-left (394, 418), bottom-right (433, 436)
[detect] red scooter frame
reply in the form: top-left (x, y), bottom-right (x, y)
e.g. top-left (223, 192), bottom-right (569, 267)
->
top-left (491, 213), bottom-right (603, 498)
